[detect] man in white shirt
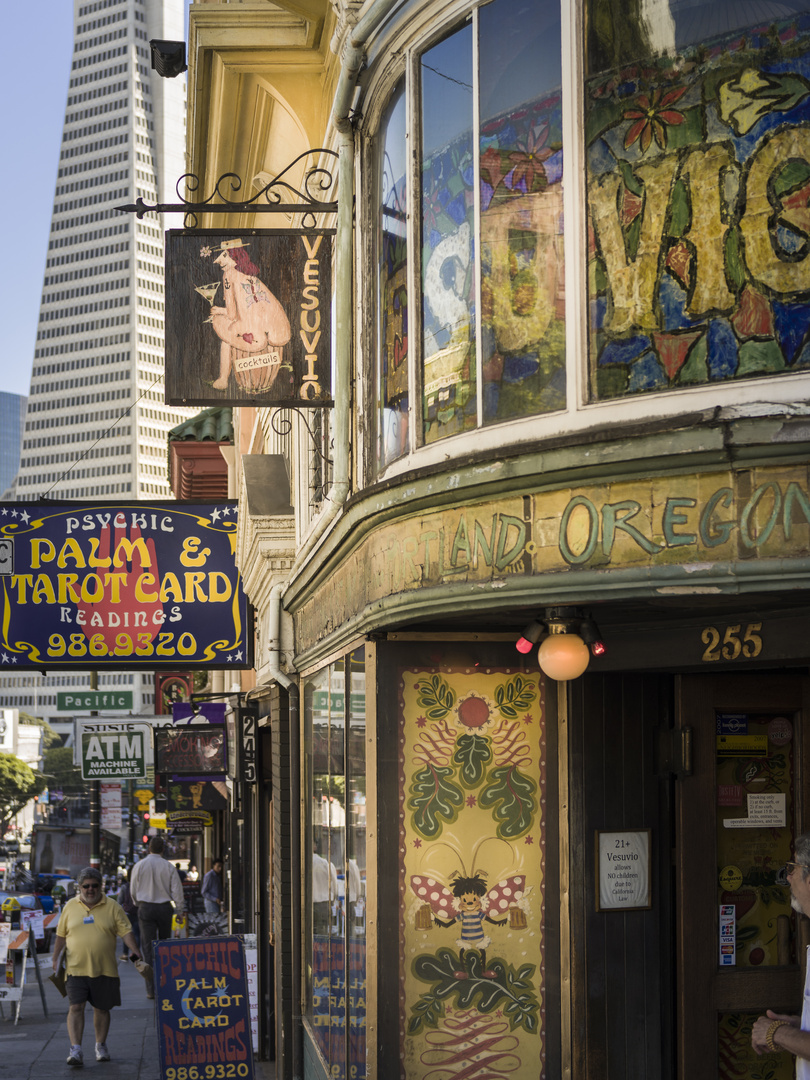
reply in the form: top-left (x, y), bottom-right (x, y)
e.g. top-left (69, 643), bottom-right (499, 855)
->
top-left (312, 846), bottom-right (338, 935)
top-left (752, 834), bottom-right (810, 1073)
top-left (129, 836), bottom-right (185, 999)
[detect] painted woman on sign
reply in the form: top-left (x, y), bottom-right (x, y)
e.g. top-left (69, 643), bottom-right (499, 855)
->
top-left (201, 239), bottom-right (291, 393)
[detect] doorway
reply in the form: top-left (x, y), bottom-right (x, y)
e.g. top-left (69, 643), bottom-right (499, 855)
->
top-left (677, 673), bottom-right (810, 1079)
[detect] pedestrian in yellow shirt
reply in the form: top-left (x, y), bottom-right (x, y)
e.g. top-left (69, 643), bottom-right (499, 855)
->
top-left (52, 866), bottom-right (142, 1068)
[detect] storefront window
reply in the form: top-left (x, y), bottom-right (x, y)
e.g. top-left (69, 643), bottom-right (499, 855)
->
top-left (586, 0), bottom-right (810, 399)
top-left (304, 650), bottom-right (366, 1080)
top-left (374, 0), bottom-right (564, 468)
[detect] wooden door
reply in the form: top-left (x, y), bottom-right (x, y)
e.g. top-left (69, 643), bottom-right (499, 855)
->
top-left (677, 673), bottom-right (810, 1079)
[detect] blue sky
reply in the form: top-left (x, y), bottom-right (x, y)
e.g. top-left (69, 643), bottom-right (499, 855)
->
top-left (0, 1), bottom-right (190, 399)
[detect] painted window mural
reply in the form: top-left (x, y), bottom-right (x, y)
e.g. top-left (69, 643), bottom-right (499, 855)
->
top-left (587, 0), bottom-right (810, 399)
top-left (374, 0), bottom-right (563, 470)
top-left (377, 79), bottom-right (409, 470)
top-left (398, 664), bottom-right (546, 1079)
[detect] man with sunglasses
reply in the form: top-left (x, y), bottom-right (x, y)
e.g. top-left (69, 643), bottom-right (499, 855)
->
top-left (752, 835), bottom-right (810, 1072)
top-left (52, 866), bottom-right (142, 1068)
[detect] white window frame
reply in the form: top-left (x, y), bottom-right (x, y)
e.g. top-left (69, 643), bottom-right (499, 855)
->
top-left (364, 0), bottom-right (810, 484)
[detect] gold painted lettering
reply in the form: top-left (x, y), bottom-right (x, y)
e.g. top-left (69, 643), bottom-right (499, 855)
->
top-left (589, 154), bottom-right (680, 333)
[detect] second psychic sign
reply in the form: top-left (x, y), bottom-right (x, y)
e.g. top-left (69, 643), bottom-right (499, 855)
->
top-left (154, 936), bottom-right (254, 1080)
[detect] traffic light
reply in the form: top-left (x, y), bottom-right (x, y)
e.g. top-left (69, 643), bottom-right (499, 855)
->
top-left (142, 810), bottom-right (150, 844)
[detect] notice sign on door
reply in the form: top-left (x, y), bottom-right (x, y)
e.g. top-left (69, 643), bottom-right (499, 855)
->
top-left (596, 830), bottom-right (651, 912)
top-left (723, 793), bottom-right (787, 829)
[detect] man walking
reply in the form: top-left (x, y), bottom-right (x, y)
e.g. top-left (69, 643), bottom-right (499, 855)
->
top-left (752, 833), bottom-right (810, 1069)
top-left (129, 836), bottom-right (185, 999)
top-left (201, 858), bottom-right (224, 915)
top-left (52, 866), bottom-right (142, 1068)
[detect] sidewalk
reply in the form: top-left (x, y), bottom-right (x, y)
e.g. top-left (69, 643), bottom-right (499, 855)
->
top-left (0, 952), bottom-right (275, 1080)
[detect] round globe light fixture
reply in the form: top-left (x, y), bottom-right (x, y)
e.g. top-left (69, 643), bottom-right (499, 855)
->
top-left (536, 631), bottom-right (591, 681)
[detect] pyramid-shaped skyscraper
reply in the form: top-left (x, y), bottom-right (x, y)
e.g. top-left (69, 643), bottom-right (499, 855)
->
top-left (3, 0), bottom-right (193, 722)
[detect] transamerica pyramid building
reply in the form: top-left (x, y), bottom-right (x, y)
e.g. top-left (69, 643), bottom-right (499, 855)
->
top-left (2, 0), bottom-right (194, 723)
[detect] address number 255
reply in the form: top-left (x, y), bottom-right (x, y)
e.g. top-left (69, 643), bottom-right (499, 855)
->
top-left (701, 623), bottom-right (763, 662)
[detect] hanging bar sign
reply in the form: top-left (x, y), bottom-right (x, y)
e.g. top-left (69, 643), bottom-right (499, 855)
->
top-left (0, 502), bottom-right (251, 670)
top-left (164, 230), bottom-right (333, 409)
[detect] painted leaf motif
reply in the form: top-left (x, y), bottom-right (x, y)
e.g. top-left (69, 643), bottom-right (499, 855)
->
top-left (408, 765), bottom-right (464, 837)
top-left (718, 68), bottom-right (810, 136)
top-left (479, 765), bottom-right (537, 838)
top-left (452, 733), bottom-right (492, 789)
top-left (493, 675), bottom-right (537, 719)
top-left (409, 948), bottom-right (539, 1034)
top-left (415, 674), bottom-right (457, 720)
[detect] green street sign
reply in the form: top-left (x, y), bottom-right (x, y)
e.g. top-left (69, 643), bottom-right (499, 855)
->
top-left (58, 691), bottom-right (133, 712)
top-left (80, 724), bottom-right (150, 780)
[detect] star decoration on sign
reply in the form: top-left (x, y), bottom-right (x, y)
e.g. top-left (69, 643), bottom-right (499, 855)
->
top-left (413, 838), bottom-right (422, 849)
top-left (524, 835), bottom-right (534, 845)
top-left (18, 511), bottom-right (29, 524)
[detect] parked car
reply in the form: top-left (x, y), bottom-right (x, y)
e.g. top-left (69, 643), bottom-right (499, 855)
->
top-left (0, 892), bottom-right (53, 953)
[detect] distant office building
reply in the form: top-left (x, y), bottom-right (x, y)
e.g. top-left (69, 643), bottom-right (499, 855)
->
top-left (0, 392), bottom-right (27, 499)
top-left (3, 0), bottom-right (191, 723)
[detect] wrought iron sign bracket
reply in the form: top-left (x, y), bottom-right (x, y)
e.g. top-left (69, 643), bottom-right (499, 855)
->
top-left (271, 408), bottom-right (333, 468)
top-left (116, 149), bottom-right (339, 228)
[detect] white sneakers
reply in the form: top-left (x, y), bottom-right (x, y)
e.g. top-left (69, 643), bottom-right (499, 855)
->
top-left (66, 1045), bottom-right (83, 1068)
top-left (95, 1042), bottom-right (111, 1062)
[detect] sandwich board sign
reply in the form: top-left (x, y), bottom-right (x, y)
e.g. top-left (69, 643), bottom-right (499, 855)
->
top-left (78, 720), bottom-right (152, 781)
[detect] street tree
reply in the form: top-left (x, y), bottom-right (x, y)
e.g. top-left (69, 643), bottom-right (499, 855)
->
top-left (19, 712), bottom-right (61, 748)
top-left (0, 753), bottom-right (45, 836)
top-left (42, 746), bottom-right (84, 795)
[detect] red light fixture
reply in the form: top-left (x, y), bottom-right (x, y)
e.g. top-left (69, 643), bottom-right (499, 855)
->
top-left (516, 619), bottom-right (544, 654)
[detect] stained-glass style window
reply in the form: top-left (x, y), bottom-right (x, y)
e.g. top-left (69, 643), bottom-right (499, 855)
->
top-left (479, 1), bottom-right (565, 424)
top-left (421, 27), bottom-right (476, 443)
top-left (377, 81), bottom-right (409, 469)
top-left (374, 0), bottom-right (564, 469)
top-left (586, 0), bottom-right (810, 400)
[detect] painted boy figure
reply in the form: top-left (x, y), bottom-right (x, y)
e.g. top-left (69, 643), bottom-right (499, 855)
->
top-left (433, 872), bottom-right (507, 979)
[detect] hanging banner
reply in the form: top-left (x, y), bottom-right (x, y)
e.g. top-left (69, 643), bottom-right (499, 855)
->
top-left (100, 782), bottom-right (122, 829)
top-left (167, 780), bottom-right (228, 813)
top-left (164, 229), bottom-right (333, 408)
top-left (0, 502), bottom-right (251, 670)
top-left (154, 936), bottom-right (254, 1080)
